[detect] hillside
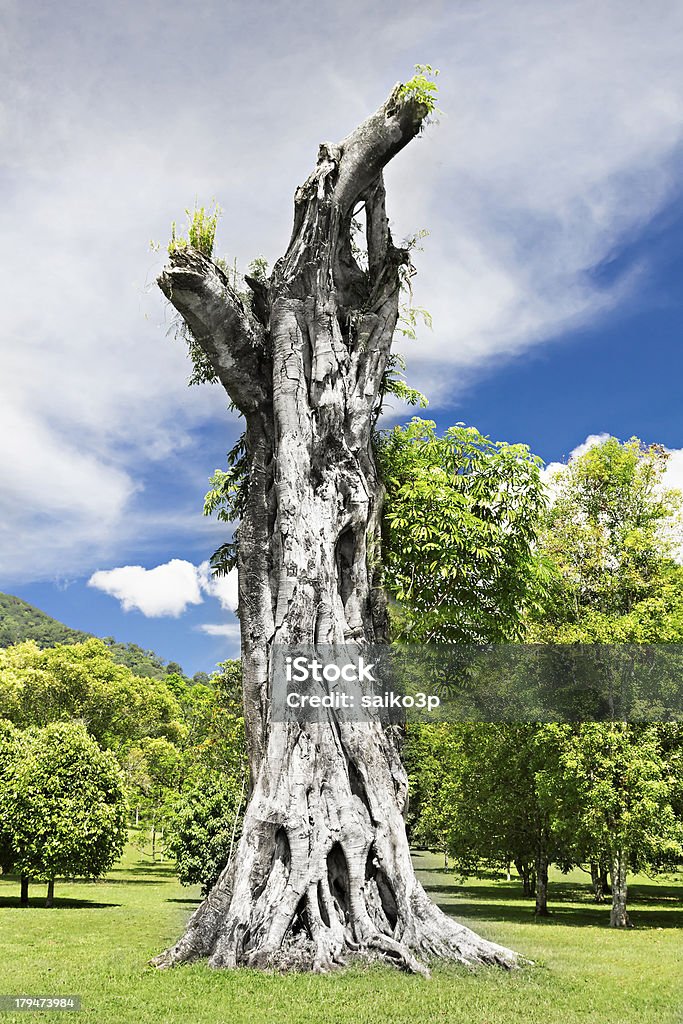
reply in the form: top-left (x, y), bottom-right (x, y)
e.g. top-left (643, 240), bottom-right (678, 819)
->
top-left (0, 592), bottom-right (171, 679)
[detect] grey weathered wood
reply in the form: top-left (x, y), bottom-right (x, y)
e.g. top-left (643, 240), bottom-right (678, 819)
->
top-left (153, 83), bottom-right (519, 974)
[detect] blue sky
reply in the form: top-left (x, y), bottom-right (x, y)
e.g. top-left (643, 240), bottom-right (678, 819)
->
top-left (2, 0), bottom-right (683, 675)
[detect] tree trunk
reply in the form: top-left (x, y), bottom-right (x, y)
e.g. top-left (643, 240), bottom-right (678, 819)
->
top-left (590, 860), bottom-right (605, 902)
top-left (20, 875), bottom-right (29, 906)
top-left (609, 849), bottom-right (631, 928)
top-left (45, 879), bottom-right (54, 908)
top-left (514, 859), bottom-right (536, 897)
top-left (152, 82), bottom-right (518, 975)
top-left (534, 842), bottom-right (549, 917)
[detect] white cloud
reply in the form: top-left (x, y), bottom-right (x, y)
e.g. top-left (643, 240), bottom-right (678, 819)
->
top-left (87, 557), bottom-right (239, 617)
top-left (88, 559), bottom-right (203, 617)
top-left (198, 623), bottom-right (241, 639)
top-left (3, 0), bottom-right (683, 581)
top-left (541, 432), bottom-right (613, 485)
top-left (0, 402), bottom-right (138, 579)
top-left (567, 434), bottom-right (613, 461)
top-left (663, 448), bottom-right (683, 495)
top-left (198, 563), bottom-right (239, 613)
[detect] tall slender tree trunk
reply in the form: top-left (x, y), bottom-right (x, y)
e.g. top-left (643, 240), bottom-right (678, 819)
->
top-left (45, 879), bottom-right (54, 908)
top-left (534, 840), bottom-right (550, 917)
top-left (590, 860), bottom-right (606, 903)
top-left (609, 849), bottom-right (631, 928)
top-left (152, 81), bottom-right (518, 975)
top-left (20, 875), bottom-right (29, 906)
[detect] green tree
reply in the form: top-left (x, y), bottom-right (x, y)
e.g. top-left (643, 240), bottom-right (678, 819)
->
top-left (406, 723), bottom-right (569, 914)
top-left (403, 723), bottom-right (457, 864)
top-left (5, 722), bottom-right (127, 906)
top-left (166, 675), bottom-right (221, 749)
top-left (102, 639), bottom-right (169, 680)
top-left (0, 721), bottom-right (23, 881)
top-left (0, 639), bottom-right (184, 749)
top-left (126, 737), bottom-right (183, 862)
top-left (377, 418), bottom-right (547, 642)
top-left (166, 671), bottom-right (247, 891)
top-left (540, 722), bottom-right (683, 926)
top-left (526, 436), bottom-right (683, 922)
top-left (166, 767), bottom-right (246, 894)
top-left (534, 436), bottom-right (683, 638)
top-left (210, 659), bottom-right (243, 715)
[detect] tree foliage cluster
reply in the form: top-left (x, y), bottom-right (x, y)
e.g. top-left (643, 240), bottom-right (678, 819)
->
top-left (0, 720), bottom-right (127, 905)
top-left (0, 641), bottom-right (247, 900)
top-left (402, 434), bottom-right (683, 927)
top-left (404, 720), bottom-right (682, 926)
top-left (377, 418), bottom-right (548, 642)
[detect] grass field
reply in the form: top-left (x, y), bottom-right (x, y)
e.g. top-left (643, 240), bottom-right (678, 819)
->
top-left (0, 845), bottom-right (681, 1024)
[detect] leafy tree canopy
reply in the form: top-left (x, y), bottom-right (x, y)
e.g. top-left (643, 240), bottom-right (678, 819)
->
top-left (3, 721), bottom-right (127, 885)
top-left (537, 722), bottom-right (683, 876)
top-left (534, 437), bottom-right (683, 638)
top-left (0, 639), bottom-right (184, 748)
top-left (377, 418), bottom-right (548, 642)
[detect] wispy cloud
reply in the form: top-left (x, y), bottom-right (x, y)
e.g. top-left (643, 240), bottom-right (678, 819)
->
top-left (394, 2), bottom-right (683, 399)
top-left (198, 623), bottom-right (241, 639)
top-left (2, 0), bottom-right (683, 582)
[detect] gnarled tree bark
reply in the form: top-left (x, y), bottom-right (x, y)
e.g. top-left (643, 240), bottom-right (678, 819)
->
top-left (153, 82), bottom-right (519, 975)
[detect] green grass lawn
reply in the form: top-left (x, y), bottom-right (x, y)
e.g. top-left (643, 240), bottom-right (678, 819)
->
top-left (0, 846), bottom-right (681, 1024)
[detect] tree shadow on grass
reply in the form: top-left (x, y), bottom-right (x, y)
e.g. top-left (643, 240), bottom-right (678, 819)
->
top-left (419, 866), bottom-right (680, 902)
top-left (0, 896), bottom-right (121, 909)
top-left (433, 898), bottom-right (683, 929)
top-left (414, 853), bottom-right (683, 928)
top-left (626, 884), bottom-right (683, 904)
top-left (100, 878), bottom-right (178, 886)
top-left (166, 898), bottom-right (202, 905)
top-left (109, 863), bottom-right (178, 877)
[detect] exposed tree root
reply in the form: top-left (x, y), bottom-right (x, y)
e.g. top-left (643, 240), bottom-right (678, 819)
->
top-left (152, 722), bottom-right (521, 976)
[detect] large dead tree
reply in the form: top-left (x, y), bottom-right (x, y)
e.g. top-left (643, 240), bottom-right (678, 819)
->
top-left (153, 81), bottom-right (518, 974)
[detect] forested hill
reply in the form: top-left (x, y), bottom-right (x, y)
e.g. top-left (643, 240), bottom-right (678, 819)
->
top-left (0, 591), bottom-right (171, 679)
